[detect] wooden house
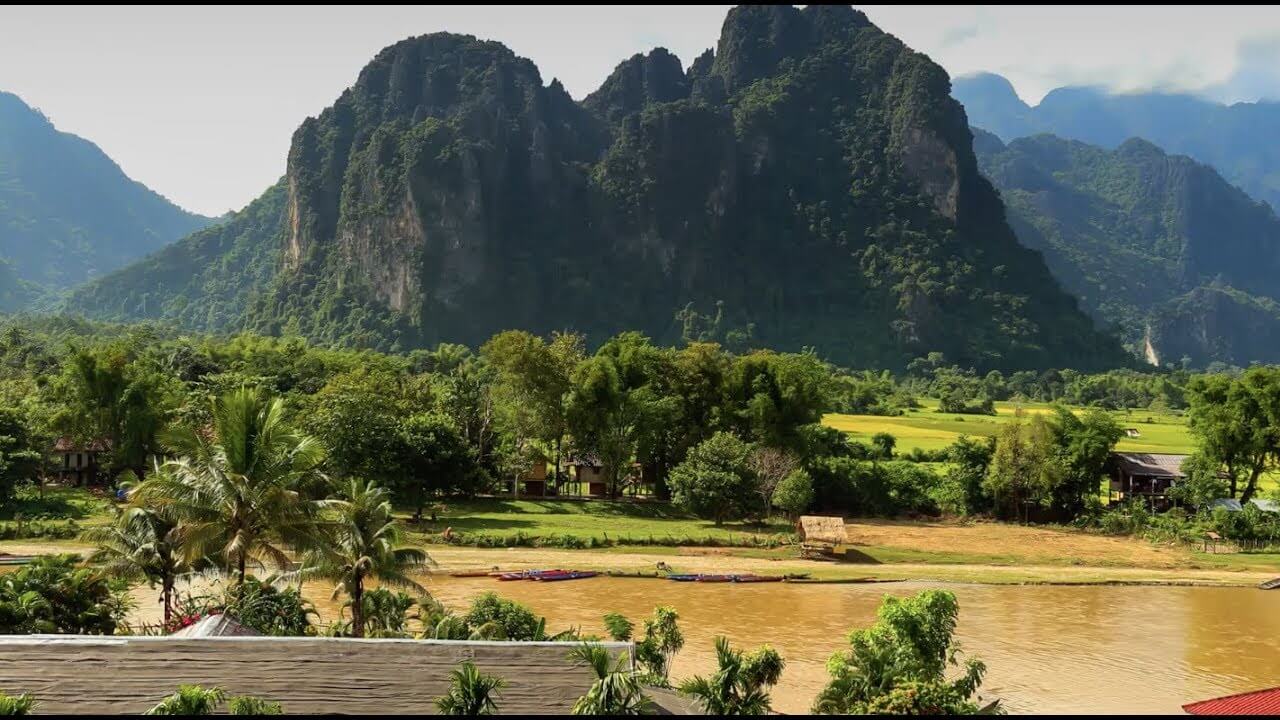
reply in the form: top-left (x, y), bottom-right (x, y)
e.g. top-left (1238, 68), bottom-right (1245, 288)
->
top-left (519, 459), bottom-right (548, 496)
top-left (50, 437), bottom-right (108, 485)
top-left (565, 454), bottom-right (610, 497)
top-left (1109, 452), bottom-right (1188, 508)
top-left (797, 515), bottom-right (846, 560)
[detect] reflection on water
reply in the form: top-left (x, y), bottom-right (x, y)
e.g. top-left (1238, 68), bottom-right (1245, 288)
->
top-left (142, 574), bottom-right (1280, 715)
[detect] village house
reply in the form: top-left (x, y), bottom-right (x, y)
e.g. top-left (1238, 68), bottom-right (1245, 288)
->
top-left (1109, 452), bottom-right (1189, 509)
top-left (49, 437), bottom-right (108, 486)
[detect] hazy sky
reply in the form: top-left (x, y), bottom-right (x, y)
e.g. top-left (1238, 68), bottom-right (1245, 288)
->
top-left (3, 5), bottom-right (1279, 216)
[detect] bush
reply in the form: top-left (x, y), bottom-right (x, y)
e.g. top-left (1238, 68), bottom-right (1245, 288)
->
top-left (0, 555), bottom-right (122, 635)
top-left (465, 593), bottom-right (541, 641)
top-left (772, 469), bottom-right (814, 519)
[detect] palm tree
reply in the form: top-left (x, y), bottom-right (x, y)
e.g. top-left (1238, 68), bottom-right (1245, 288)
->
top-left (86, 497), bottom-right (199, 625)
top-left (678, 636), bottom-right (784, 715)
top-left (436, 662), bottom-right (505, 715)
top-left (144, 685), bottom-right (225, 715)
top-left (301, 477), bottom-right (429, 638)
top-left (136, 387), bottom-right (326, 584)
top-left (569, 644), bottom-right (651, 716)
top-left (0, 692), bottom-right (36, 715)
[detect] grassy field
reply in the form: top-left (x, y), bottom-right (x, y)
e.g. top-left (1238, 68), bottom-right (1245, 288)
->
top-left (400, 498), bottom-right (793, 545)
top-left (824, 398), bottom-right (1195, 455)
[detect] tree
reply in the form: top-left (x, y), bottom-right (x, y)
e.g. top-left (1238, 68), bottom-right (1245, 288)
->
top-left (145, 686), bottom-right (225, 716)
top-left (137, 387), bottom-right (327, 584)
top-left (303, 478), bottom-right (428, 638)
top-left (747, 446), bottom-right (799, 520)
top-left (483, 330), bottom-right (584, 492)
top-left (1046, 406), bottom-right (1122, 517)
top-left (436, 662), bottom-right (505, 716)
top-left (944, 436), bottom-right (996, 515)
top-left (303, 368), bottom-right (409, 486)
top-left (723, 351), bottom-right (830, 452)
top-left (400, 413), bottom-right (479, 516)
top-left (0, 555), bottom-right (122, 635)
top-left (0, 692), bottom-right (35, 715)
top-left (983, 414), bottom-right (1058, 522)
top-left (603, 606), bottom-right (684, 687)
top-left (567, 353), bottom-right (652, 499)
top-left (0, 407), bottom-right (40, 506)
top-left (813, 590), bottom-right (990, 715)
top-left (870, 433), bottom-right (896, 460)
top-left (55, 343), bottom-right (174, 480)
top-left (1186, 369), bottom-right (1280, 502)
top-left (569, 644), bottom-right (652, 715)
top-left (679, 636), bottom-right (784, 715)
top-left (464, 592), bottom-right (542, 641)
top-left (772, 469), bottom-right (815, 520)
top-left (86, 501), bottom-right (200, 625)
top-left (226, 696), bottom-right (283, 715)
top-left (669, 432), bottom-right (757, 525)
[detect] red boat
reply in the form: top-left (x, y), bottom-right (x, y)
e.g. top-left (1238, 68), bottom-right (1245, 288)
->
top-left (694, 574), bottom-right (735, 583)
top-left (534, 571), bottom-right (599, 582)
top-left (732, 574), bottom-right (784, 583)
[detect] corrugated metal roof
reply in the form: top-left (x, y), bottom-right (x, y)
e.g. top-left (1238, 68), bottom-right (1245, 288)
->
top-left (1184, 687), bottom-right (1280, 715)
top-left (1112, 452), bottom-right (1189, 479)
top-left (1250, 499), bottom-right (1280, 513)
top-left (168, 613), bottom-right (259, 638)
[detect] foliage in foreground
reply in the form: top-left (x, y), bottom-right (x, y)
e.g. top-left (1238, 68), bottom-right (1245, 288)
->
top-left (813, 590), bottom-right (994, 715)
top-left (0, 692), bottom-right (36, 716)
top-left (569, 643), bottom-right (652, 716)
top-left (678, 636), bottom-right (784, 715)
top-left (144, 686), bottom-right (280, 715)
top-left (0, 555), bottom-right (124, 635)
top-left (436, 661), bottom-right (505, 716)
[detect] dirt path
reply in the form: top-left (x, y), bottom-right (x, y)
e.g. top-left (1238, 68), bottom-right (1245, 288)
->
top-left (844, 518), bottom-right (1194, 567)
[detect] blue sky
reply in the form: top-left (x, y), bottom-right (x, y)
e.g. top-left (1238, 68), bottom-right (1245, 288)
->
top-left (2, 5), bottom-right (1277, 216)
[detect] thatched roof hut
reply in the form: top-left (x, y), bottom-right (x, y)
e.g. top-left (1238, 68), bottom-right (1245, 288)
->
top-left (798, 515), bottom-right (846, 545)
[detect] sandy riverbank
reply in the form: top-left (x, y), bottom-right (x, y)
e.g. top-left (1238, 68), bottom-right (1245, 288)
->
top-left (3, 539), bottom-right (1274, 587)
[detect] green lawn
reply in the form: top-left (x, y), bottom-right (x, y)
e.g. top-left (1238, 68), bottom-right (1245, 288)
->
top-left (399, 498), bottom-right (793, 544)
top-left (825, 398), bottom-right (1195, 455)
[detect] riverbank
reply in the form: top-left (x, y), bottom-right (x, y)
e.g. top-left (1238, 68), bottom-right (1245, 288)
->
top-left (6, 520), bottom-right (1280, 587)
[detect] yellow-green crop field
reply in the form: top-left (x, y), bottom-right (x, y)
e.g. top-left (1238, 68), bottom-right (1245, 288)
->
top-left (824, 398), bottom-right (1195, 455)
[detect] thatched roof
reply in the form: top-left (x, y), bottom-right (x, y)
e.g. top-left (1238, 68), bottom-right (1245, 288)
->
top-left (798, 515), bottom-right (846, 544)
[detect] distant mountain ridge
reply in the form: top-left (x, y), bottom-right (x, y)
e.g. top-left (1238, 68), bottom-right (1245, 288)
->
top-left (973, 129), bottom-right (1280, 366)
top-left (65, 5), bottom-right (1127, 372)
top-left (953, 72), bottom-right (1280, 212)
top-left (0, 91), bottom-right (213, 309)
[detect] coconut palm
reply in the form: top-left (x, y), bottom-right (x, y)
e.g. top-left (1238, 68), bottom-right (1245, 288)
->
top-left (86, 499), bottom-right (199, 625)
top-left (569, 644), bottom-right (651, 716)
top-left (678, 636), bottom-right (784, 715)
top-left (136, 387), bottom-right (326, 584)
top-left (301, 477), bottom-right (429, 638)
top-left (436, 661), bottom-right (505, 716)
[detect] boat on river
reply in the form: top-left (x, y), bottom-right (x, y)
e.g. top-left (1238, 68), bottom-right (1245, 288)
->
top-left (533, 571), bottom-right (598, 582)
top-left (497, 569), bottom-right (574, 581)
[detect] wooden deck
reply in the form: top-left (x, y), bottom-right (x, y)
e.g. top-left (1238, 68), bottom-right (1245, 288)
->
top-left (0, 635), bottom-right (634, 714)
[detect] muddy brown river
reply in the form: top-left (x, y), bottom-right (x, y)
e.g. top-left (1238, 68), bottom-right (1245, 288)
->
top-left (132, 574), bottom-right (1280, 715)
top-left (353, 577), bottom-right (1280, 714)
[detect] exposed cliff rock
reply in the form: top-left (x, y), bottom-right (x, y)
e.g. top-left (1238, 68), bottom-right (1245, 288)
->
top-left (66, 5), bottom-right (1125, 371)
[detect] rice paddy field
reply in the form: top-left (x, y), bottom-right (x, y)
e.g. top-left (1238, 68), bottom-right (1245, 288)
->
top-left (824, 398), bottom-right (1195, 455)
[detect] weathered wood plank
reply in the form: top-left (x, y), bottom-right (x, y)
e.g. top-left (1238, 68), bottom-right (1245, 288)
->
top-left (0, 636), bottom-right (633, 715)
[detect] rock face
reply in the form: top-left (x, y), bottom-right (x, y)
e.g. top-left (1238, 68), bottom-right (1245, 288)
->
top-left (974, 130), bottom-right (1280, 366)
top-left (0, 92), bottom-right (212, 307)
top-left (66, 5), bottom-right (1126, 371)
